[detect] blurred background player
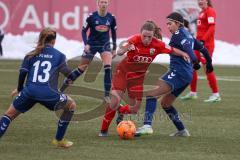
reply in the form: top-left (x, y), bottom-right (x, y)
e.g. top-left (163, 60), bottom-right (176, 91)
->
top-left (0, 28), bottom-right (4, 56)
top-left (61, 0), bottom-right (117, 101)
top-left (136, 12), bottom-right (214, 137)
top-left (0, 28), bottom-right (76, 148)
top-left (99, 20), bottom-right (190, 137)
top-left (181, 0), bottom-right (221, 102)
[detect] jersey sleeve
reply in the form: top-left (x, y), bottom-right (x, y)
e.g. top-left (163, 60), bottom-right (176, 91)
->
top-left (157, 40), bottom-right (173, 54)
top-left (202, 8), bottom-right (216, 42)
top-left (20, 55), bottom-right (31, 72)
top-left (193, 38), bottom-right (212, 63)
top-left (58, 55), bottom-right (71, 77)
top-left (181, 38), bottom-right (197, 62)
top-left (127, 35), bottom-right (140, 44)
top-left (111, 15), bottom-right (117, 50)
top-left (82, 15), bottom-right (91, 45)
top-left (207, 8), bottom-right (216, 25)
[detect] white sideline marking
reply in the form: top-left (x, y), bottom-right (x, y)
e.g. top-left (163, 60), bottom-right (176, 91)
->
top-left (198, 76), bottom-right (240, 82)
top-left (0, 69), bottom-right (240, 82)
top-left (0, 69), bottom-right (18, 72)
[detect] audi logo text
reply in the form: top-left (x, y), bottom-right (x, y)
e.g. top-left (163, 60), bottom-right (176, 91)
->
top-left (133, 55), bottom-right (153, 63)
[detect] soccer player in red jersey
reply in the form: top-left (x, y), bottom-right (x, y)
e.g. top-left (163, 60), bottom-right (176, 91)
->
top-left (99, 21), bottom-right (190, 136)
top-left (181, 0), bottom-right (221, 102)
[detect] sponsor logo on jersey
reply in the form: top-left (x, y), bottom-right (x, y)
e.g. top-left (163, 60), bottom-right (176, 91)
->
top-left (181, 39), bottom-right (187, 45)
top-left (2, 122), bottom-right (7, 127)
top-left (95, 20), bottom-right (99, 25)
top-left (150, 48), bottom-right (155, 55)
top-left (208, 17), bottom-right (215, 23)
top-left (95, 25), bottom-right (109, 32)
top-left (1, 126), bottom-right (6, 131)
top-left (133, 55), bottom-right (153, 63)
top-left (60, 94), bottom-right (66, 102)
top-left (106, 20), bottom-right (110, 26)
top-left (175, 30), bottom-right (179, 34)
top-left (167, 72), bottom-right (176, 79)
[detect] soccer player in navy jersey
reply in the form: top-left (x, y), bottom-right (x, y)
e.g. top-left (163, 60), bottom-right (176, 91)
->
top-left (0, 28), bottom-right (76, 148)
top-left (61, 0), bottom-right (117, 101)
top-left (135, 12), bottom-right (213, 137)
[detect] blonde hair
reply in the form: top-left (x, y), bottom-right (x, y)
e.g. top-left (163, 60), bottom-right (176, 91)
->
top-left (97, 0), bottom-right (109, 4)
top-left (27, 27), bottom-right (56, 58)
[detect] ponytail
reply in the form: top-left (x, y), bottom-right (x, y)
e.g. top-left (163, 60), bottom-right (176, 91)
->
top-left (27, 28), bottom-right (56, 58)
top-left (145, 20), bottom-right (163, 40)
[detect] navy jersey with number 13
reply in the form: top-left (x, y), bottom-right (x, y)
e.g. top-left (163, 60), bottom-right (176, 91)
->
top-left (20, 45), bottom-right (67, 101)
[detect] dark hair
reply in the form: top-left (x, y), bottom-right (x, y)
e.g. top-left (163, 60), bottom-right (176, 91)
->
top-left (166, 12), bottom-right (184, 26)
top-left (27, 27), bottom-right (56, 58)
top-left (183, 19), bottom-right (190, 29)
top-left (141, 20), bottom-right (163, 40)
top-left (207, 0), bottom-right (213, 7)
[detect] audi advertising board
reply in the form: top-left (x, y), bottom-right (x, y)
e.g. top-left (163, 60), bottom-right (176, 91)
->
top-left (0, 0), bottom-right (238, 44)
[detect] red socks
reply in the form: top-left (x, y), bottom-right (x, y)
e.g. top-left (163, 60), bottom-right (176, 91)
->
top-left (190, 70), bottom-right (218, 93)
top-left (206, 72), bottom-right (219, 93)
top-left (190, 70), bottom-right (198, 92)
top-left (100, 105), bottom-right (116, 132)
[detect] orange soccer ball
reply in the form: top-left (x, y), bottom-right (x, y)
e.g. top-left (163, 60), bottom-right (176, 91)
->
top-left (116, 120), bottom-right (136, 140)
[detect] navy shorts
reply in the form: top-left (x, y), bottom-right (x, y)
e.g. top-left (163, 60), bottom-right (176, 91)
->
top-left (12, 90), bottom-right (68, 113)
top-left (82, 44), bottom-right (111, 60)
top-left (161, 70), bottom-right (192, 97)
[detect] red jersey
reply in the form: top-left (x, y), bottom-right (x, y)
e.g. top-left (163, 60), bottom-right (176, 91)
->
top-left (196, 7), bottom-right (216, 48)
top-left (118, 34), bottom-right (173, 73)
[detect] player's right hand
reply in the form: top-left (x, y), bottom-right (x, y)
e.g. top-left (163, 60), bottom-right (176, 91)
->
top-left (127, 44), bottom-right (135, 51)
top-left (182, 53), bottom-right (191, 63)
top-left (11, 88), bottom-right (18, 98)
top-left (84, 44), bottom-right (90, 53)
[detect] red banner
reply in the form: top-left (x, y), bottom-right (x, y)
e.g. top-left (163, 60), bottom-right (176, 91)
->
top-left (0, 0), bottom-right (239, 44)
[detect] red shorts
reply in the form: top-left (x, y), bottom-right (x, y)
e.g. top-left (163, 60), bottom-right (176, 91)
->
top-left (112, 68), bottom-right (144, 100)
top-left (195, 45), bottom-right (214, 64)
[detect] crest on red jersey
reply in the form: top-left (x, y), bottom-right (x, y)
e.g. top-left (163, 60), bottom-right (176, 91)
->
top-left (150, 48), bottom-right (155, 55)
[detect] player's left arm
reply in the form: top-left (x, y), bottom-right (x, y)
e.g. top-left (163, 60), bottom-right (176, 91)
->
top-left (82, 16), bottom-right (91, 45)
top-left (194, 38), bottom-right (212, 63)
top-left (158, 39), bottom-right (191, 62)
top-left (59, 55), bottom-right (72, 77)
top-left (202, 10), bottom-right (216, 42)
top-left (12, 56), bottom-right (30, 96)
top-left (111, 15), bottom-right (117, 53)
top-left (194, 38), bottom-right (213, 73)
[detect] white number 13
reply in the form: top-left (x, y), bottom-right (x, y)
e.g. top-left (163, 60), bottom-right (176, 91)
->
top-left (33, 60), bottom-right (52, 83)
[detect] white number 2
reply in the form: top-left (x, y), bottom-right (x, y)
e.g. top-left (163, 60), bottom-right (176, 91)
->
top-left (32, 60), bottom-right (52, 83)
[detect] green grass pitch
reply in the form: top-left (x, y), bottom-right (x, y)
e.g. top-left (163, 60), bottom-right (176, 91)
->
top-left (0, 60), bottom-right (239, 160)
